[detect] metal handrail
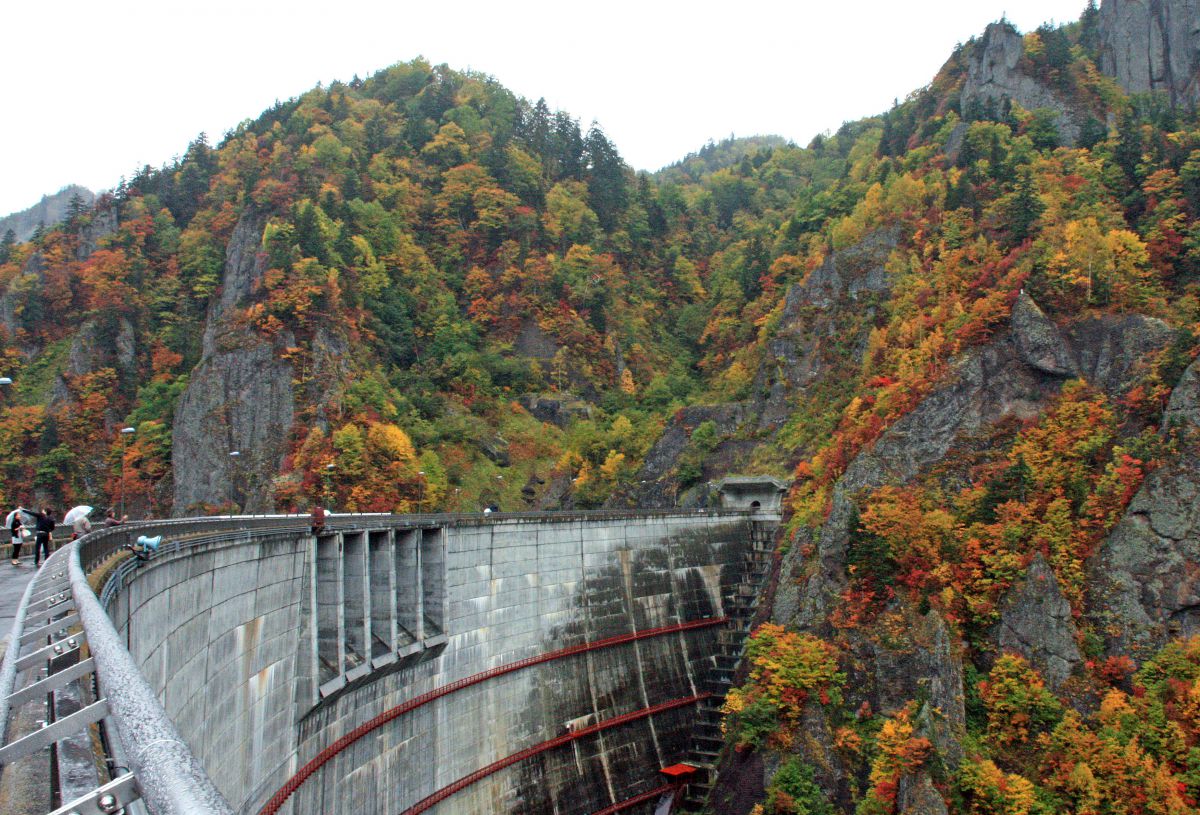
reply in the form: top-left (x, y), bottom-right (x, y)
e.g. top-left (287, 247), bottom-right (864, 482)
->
top-left (67, 544), bottom-right (234, 815)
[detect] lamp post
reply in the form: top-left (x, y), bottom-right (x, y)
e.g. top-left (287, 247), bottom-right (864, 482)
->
top-left (228, 451), bottom-right (240, 516)
top-left (417, 471), bottom-right (425, 514)
top-left (119, 426), bottom-right (136, 520)
top-left (324, 463), bottom-right (335, 507)
top-left (0, 376), bottom-right (10, 508)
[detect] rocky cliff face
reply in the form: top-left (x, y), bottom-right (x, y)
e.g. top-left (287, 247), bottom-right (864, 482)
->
top-left (73, 206), bottom-right (117, 261)
top-left (171, 210), bottom-right (295, 514)
top-left (962, 22), bottom-right (1090, 145)
top-left (1100, 0), bottom-right (1200, 109)
top-left (1089, 356), bottom-right (1200, 658)
top-left (863, 607), bottom-right (966, 768)
top-left (632, 402), bottom-right (755, 507)
top-left (1010, 291), bottom-right (1077, 377)
top-left (49, 316), bottom-right (137, 409)
top-left (995, 553), bottom-right (1082, 689)
top-left (774, 332), bottom-right (1057, 629)
top-left (775, 298), bottom-right (1173, 633)
top-left (754, 227), bottom-right (896, 430)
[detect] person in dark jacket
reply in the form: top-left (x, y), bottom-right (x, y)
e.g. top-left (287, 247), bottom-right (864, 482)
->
top-left (28, 508), bottom-right (55, 567)
top-left (9, 510), bottom-right (25, 566)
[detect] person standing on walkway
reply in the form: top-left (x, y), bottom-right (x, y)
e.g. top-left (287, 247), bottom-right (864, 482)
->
top-left (9, 510), bottom-right (25, 566)
top-left (28, 508), bottom-right (55, 567)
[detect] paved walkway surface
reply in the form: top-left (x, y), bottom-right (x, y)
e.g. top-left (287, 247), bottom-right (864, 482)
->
top-left (0, 556), bottom-right (43, 657)
top-left (0, 554), bottom-right (54, 815)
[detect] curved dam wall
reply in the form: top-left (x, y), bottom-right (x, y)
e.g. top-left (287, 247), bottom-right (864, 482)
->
top-left (104, 512), bottom-right (760, 815)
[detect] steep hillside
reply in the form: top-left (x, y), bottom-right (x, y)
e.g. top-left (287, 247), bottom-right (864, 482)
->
top-left (0, 1), bottom-right (1199, 811)
top-left (1, 61), bottom-right (803, 517)
top-left (706, 3), bottom-right (1200, 814)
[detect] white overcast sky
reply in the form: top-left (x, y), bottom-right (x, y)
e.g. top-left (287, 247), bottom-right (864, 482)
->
top-left (0, 0), bottom-right (1089, 216)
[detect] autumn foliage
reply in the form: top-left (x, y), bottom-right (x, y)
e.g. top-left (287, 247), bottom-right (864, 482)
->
top-left (722, 624), bottom-right (845, 751)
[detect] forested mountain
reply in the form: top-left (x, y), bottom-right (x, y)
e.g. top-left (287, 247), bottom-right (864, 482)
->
top-left (656, 135), bottom-right (792, 183)
top-left (2, 0), bottom-right (1200, 812)
top-left (0, 184), bottom-right (94, 243)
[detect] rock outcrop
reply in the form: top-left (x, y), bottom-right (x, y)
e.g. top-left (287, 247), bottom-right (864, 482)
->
top-left (1099, 0), bottom-right (1200, 109)
top-left (865, 608), bottom-right (967, 768)
top-left (755, 228), bottom-right (897, 430)
top-left (995, 554), bottom-right (1082, 688)
top-left (68, 318), bottom-right (135, 378)
top-left (1089, 356), bottom-right (1200, 657)
top-left (962, 22), bottom-right (1089, 145)
top-left (897, 771), bottom-right (949, 815)
top-left (1066, 313), bottom-right (1175, 395)
top-left (74, 206), bottom-right (118, 261)
top-left (1011, 291), bottom-right (1077, 377)
top-left (172, 209), bottom-right (294, 514)
top-left (518, 393), bottom-right (594, 429)
top-left (632, 402), bottom-right (754, 508)
top-left (49, 316), bottom-right (137, 409)
top-left (514, 319), bottom-right (560, 360)
top-left (1164, 353), bottom-right (1200, 427)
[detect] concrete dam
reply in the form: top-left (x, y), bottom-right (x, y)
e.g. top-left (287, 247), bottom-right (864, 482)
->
top-left (0, 495), bottom-right (782, 815)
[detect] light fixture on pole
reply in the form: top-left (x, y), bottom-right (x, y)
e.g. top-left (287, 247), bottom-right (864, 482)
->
top-left (324, 463), bottom-right (335, 506)
top-left (228, 451), bottom-right (240, 516)
top-left (0, 377), bottom-right (12, 385)
top-left (119, 426), bottom-right (136, 520)
top-left (417, 471), bottom-right (425, 514)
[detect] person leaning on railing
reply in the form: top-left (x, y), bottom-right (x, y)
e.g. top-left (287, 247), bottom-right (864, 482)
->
top-left (102, 508), bottom-right (127, 527)
top-left (26, 507), bottom-right (56, 566)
